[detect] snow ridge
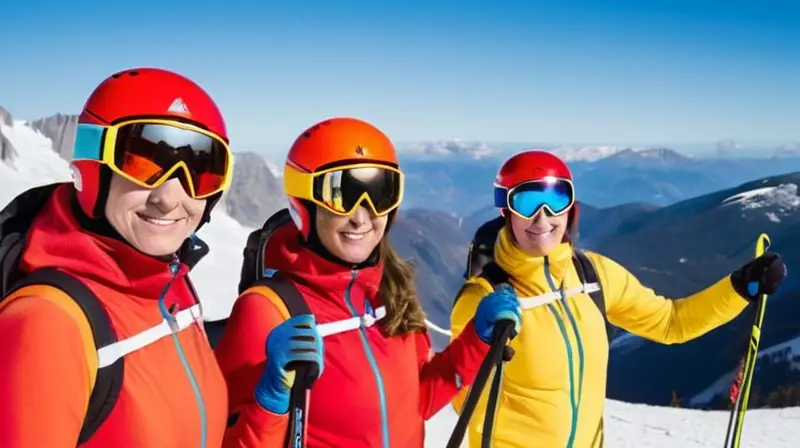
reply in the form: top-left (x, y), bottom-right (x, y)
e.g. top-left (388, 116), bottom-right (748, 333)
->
top-left (721, 183), bottom-right (800, 222)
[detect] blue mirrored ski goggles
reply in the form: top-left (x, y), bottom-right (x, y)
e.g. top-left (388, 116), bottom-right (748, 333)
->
top-left (494, 177), bottom-right (575, 219)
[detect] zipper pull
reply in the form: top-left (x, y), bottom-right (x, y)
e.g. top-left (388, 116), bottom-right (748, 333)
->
top-left (169, 254), bottom-right (180, 276)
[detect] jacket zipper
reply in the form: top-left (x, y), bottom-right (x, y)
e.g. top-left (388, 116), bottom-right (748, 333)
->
top-left (543, 256), bottom-right (586, 448)
top-left (343, 269), bottom-right (390, 448)
top-left (158, 255), bottom-right (208, 448)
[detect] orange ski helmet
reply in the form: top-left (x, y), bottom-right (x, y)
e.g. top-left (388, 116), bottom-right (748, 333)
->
top-left (494, 150), bottom-right (580, 236)
top-left (71, 67), bottom-right (231, 224)
top-left (283, 117), bottom-right (404, 240)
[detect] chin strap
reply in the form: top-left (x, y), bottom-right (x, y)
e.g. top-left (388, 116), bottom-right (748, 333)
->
top-left (196, 192), bottom-right (223, 231)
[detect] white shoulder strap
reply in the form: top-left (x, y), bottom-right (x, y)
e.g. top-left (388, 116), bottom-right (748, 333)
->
top-left (97, 304), bottom-right (202, 368)
top-left (318, 306), bottom-right (387, 338)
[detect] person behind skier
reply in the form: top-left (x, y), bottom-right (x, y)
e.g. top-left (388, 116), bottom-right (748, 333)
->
top-left (449, 149), bottom-right (787, 448)
top-left (215, 117), bottom-right (522, 447)
top-left (0, 68), bottom-right (234, 447)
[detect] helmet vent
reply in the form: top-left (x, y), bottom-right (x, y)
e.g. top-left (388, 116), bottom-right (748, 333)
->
top-left (128, 71), bottom-right (139, 76)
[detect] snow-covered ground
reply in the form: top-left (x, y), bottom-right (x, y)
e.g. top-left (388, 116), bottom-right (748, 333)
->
top-left (427, 402), bottom-right (800, 447)
top-left (2, 119), bottom-right (799, 447)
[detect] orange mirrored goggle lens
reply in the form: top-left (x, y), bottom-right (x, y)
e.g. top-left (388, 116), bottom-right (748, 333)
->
top-left (112, 122), bottom-right (230, 198)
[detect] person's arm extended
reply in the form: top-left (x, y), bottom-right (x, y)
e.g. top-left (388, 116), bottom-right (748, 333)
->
top-left (416, 318), bottom-right (490, 420)
top-left (594, 253), bottom-right (750, 344)
top-left (216, 291), bottom-right (290, 447)
top-left (0, 295), bottom-right (93, 447)
top-left (448, 281), bottom-right (493, 415)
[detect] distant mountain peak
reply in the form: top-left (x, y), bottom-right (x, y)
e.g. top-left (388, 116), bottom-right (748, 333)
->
top-left (548, 146), bottom-right (622, 162)
top-left (774, 142), bottom-right (800, 158)
top-left (27, 113), bottom-right (78, 160)
top-left (0, 105), bottom-right (12, 127)
top-left (547, 146), bottom-right (692, 163)
top-left (266, 161), bottom-right (282, 178)
top-left (601, 147), bottom-right (692, 165)
top-left (612, 147), bottom-right (689, 159)
top-left (0, 106), bottom-right (18, 163)
top-left (400, 139), bottom-right (496, 159)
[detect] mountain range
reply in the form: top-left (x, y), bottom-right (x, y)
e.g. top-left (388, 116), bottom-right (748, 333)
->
top-left (3, 107), bottom-right (800, 412)
top-left (598, 173), bottom-right (800, 408)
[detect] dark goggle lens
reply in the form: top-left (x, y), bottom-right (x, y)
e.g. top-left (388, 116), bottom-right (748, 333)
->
top-left (509, 179), bottom-right (573, 218)
top-left (112, 123), bottom-right (229, 197)
top-left (312, 166), bottom-right (402, 214)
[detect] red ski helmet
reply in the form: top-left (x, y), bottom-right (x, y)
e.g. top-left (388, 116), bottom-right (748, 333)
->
top-left (283, 117), bottom-right (403, 240)
top-left (71, 67), bottom-right (230, 222)
top-left (494, 150), bottom-right (580, 236)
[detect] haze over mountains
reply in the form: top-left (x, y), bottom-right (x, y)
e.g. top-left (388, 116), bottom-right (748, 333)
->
top-left (3, 106), bottom-right (800, 413)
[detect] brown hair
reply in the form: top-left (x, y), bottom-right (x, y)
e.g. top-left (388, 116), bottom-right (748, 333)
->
top-left (376, 240), bottom-right (428, 336)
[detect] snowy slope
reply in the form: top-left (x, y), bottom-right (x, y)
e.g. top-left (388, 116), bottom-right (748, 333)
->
top-left (266, 161), bottom-right (282, 178)
top-left (2, 119), bottom-right (799, 447)
top-left (426, 402), bottom-right (800, 447)
top-left (0, 120), bottom-right (73, 204)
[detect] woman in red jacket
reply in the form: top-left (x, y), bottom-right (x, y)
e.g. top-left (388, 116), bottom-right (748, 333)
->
top-left (216, 117), bottom-right (521, 447)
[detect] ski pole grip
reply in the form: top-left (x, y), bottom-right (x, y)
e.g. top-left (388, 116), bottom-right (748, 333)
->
top-left (491, 319), bottom-right (517, 343)
top-left (285, 362), bottom-right (321, 390)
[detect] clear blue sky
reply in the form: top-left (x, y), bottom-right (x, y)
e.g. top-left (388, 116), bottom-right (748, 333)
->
top-left (1, 0), bottom-right (798, 153)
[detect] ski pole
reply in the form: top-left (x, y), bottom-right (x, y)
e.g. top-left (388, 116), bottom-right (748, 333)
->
top-left (447, 320), bottom-right (517, 448)
top-left (480, 351), bottom-right (506, 448)
top-left (723, 233), bottom-right (771, 448)
top-left (285, 362), bottom-right (321, 448)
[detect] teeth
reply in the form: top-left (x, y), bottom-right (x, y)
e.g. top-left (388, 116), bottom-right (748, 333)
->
top-left (142, 216), bottom-right (178, 226)
top-left (342, 232), bottom-right (367, 240)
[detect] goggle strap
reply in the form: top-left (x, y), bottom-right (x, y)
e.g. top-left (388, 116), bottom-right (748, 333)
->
top-left (494, 186), bottom-right (509, 208)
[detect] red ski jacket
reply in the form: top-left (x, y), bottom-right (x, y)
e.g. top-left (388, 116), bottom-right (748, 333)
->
top-left (0, 184), bottom-right (228, 447)
top-left (217, 223), bottom-right (489, 447)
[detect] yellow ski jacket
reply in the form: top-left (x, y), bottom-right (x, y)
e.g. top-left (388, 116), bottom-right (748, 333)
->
top-left (450, 226), bottom-right (750, 448)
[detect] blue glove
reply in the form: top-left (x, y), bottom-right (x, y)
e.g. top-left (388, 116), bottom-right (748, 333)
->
top-left (254, 314), bottom-right (324, 414)
top-left (473, 284), bottom-right (523, 344)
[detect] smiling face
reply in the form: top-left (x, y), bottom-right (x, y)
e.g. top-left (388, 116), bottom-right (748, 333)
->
top-left (508, 209), bottom-right (569, 257)
top-left (104, 174), bottom-right (206, 257)
top-left (315, 205), bottom-right (388, 264)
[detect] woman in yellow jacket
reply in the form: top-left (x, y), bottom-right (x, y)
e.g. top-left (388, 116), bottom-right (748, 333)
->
top-left (449, 150), bottom-right (787, 448)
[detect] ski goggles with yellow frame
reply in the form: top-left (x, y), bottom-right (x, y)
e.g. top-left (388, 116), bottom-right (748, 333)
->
top-left (284, 162), bottom-right (404, 216)
top-left (73, 118), bottom-right (233, 199)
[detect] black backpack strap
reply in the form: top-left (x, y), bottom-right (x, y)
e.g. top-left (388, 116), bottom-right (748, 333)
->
top-left (480, 262), bottom-right (510, 289)
top-left (572, 250), bottom-right (614, 342)
top-left (453, 261), bottom-right (510, 309)
top-left (6, 267), bottom-right (122, 444)
top-left (239, 209), bottom-right (294, 295)
top-left (0, 183), bottom-right (65, 294)
top-left (464, 216), bottom-right (505, 280)
top-left (256, 273), bottom-right (317, 448)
